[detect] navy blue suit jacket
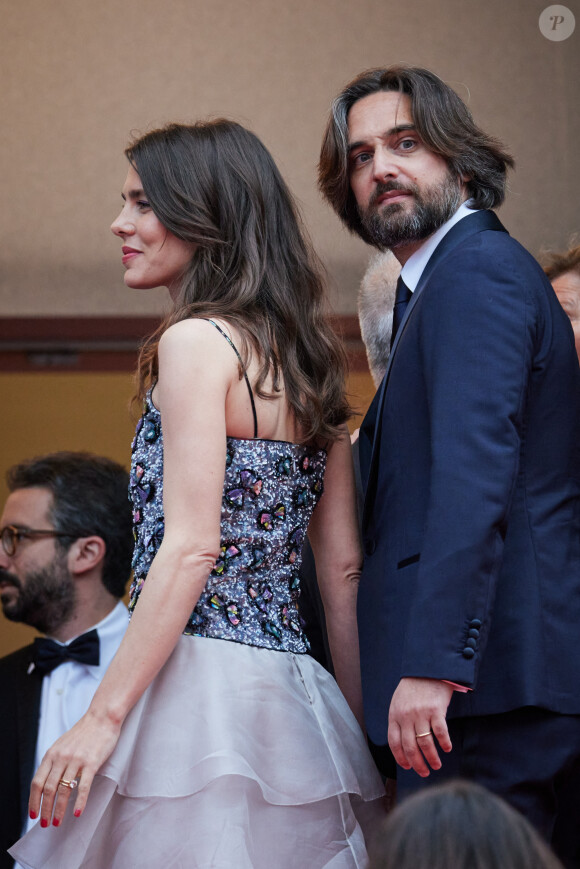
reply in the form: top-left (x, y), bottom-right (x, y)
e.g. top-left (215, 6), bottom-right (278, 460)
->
top-left (357, 210), bottom-right (580, 746)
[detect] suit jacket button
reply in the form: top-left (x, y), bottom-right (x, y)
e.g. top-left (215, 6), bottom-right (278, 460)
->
top-left (466, 638), bottom-right (477, 649)
top-left (468, 628), bottom-right (480, 639)
top-left (462, 647), bottom-right (475, 659)
top-left (364, 539), bottom-right (376, 556)
top-left (469, 619), bottom-right (482, 629)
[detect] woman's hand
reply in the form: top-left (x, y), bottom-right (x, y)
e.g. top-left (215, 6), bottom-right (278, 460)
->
top-left (29, 711), bottom-right (122, 827)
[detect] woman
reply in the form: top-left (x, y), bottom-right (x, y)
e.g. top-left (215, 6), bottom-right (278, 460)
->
top-left (11, 121), bottom-right (384, 868)
top-left (368, 780), bottom-right (564, 869)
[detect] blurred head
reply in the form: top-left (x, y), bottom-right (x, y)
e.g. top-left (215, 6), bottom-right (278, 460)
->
top-left (358, 251), bottom-right (401, 385)
top-left (368, 781), bottom-right (563, 869)
top-left (319, 66), bottom-right (514, 250)
top-left (0, 452), bottom-right (132, 634)
top-left (543, 244), bottom-right (580, 362)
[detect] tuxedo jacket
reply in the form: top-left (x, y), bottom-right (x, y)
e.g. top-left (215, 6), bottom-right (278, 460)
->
top-left (0, 645), bottom-right (42, 868)
top-left (357, 210), bottom-right (580, 746)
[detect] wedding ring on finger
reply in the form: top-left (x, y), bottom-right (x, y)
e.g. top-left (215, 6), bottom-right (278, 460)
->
top-left (415, 730), bottom-right (432, 740)
top-left (58, 778), bottom-right (78, 790)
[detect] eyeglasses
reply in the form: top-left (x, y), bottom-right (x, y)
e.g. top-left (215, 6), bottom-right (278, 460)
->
top-left (0, 525), bottom-right (76, 558)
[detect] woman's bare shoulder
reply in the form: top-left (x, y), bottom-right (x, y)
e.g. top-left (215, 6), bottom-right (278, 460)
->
top-left (158, 318), bottom-right (240, 363)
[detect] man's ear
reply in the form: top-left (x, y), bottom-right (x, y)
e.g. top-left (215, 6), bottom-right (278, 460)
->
top-left (66, 536), bottom-right (106, 577)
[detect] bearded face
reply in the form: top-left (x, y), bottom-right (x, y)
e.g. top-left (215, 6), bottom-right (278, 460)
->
top-left (0, 554), bottom-right (76, 635)
top-left (358, 169), bottom-right (464, 251)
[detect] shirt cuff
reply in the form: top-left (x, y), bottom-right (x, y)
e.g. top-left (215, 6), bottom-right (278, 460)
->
top-left (442, 680), bottom-right (471, 693)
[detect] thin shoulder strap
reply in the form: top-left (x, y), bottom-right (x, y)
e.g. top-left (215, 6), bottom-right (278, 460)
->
top-left (203, 319), bottom-right (258, 438)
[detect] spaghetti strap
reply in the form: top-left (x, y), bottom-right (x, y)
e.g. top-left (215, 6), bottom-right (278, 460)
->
top-left (203, 319), bottom-right (258, 438)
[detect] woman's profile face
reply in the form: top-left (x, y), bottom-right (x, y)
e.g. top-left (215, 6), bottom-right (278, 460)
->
top-left (111, 165), bottom-right (196, 297)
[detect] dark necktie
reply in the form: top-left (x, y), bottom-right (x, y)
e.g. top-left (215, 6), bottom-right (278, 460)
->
top-left (31, 629), bottom-right (100, 675)
top-left (391, 275), bottom-right (412, 349)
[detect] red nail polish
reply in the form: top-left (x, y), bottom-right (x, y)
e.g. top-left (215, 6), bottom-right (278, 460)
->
top-left (40, 818), bottom-right (48, 828)
top-left (74, 809), bottom-right (82, 818)
top-left (29, 810), bottom-right (37, 820)
top-left (52, 818), bottom-right (60, 827)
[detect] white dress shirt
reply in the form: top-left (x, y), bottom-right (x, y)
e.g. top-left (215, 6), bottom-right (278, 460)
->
top-left (18, 602), bottom-right (128, 850)
top-left (401, 200), bottom-right (478, 292)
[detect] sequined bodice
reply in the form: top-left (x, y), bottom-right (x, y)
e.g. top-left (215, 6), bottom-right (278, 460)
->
top-left (129, 392), bottom-right (326, 653)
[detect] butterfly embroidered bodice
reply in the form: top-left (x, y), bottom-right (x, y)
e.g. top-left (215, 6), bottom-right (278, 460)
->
top-left (129, 391), bottom-right (326, 654)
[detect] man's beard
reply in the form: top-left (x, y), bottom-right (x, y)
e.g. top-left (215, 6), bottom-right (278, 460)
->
top-left (359, 170), bottom-right (464, 251)
top-left (0, 557), bottom-right (76, 634)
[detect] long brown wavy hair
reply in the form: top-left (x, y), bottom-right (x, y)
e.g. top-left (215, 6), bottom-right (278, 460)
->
top-left (126, 121), bottom-right (350, 444)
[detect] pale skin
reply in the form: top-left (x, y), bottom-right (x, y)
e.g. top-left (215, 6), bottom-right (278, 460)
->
top-left (552, 270), bottom-right (580, 363)
top-left (347, 90), bottom-right (470, 774)
top-left (28, 171), bottom-right (366, 826)
top-left (0, 487), bottom-right (117, 642)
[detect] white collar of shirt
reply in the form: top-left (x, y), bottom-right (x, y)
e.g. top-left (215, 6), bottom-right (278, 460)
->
top-left (43, 600), bottom-right (129, 682)
top-left (401, 200), bottom-right (478, 293)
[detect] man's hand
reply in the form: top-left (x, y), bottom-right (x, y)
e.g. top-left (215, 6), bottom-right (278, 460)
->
top-left (388, 677), bottom-right (454, 776)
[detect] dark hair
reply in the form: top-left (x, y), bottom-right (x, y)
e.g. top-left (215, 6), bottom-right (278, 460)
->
top-left (368, 781), bottom-right (563, 869)
top-left (542, 243), bottom-right (580, 282)
top-left (319, 66), bottom-right (515, 244)
top-left (127, 120), bottom-right (350, 444)
top-left (7, 452), bottom-right (133, 598)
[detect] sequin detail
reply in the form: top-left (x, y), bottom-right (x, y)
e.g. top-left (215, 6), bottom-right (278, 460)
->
top-left (129, 390), bottom-right (326, 653)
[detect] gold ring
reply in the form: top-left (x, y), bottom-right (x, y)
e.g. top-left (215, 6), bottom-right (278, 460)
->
top-left (415, 730), bottom-right (432, 739)
top-left (58, 779), bottom-right (78, 790)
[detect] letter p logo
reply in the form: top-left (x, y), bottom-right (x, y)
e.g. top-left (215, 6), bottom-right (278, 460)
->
top-left (539, 5), bottom-right (576, 40)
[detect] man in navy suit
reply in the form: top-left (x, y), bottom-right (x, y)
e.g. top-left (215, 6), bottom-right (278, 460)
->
top-left (319, 66), bottom-right (580, 864)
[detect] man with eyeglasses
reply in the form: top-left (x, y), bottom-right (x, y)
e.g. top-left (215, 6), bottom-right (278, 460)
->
top-left (0, 452), bottom-right (133, 869)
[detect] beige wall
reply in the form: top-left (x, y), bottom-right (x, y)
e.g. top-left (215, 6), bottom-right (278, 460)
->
top-left (1, 0), bottom-right (579, 317)
top-left (0, 373), bottom-right (136, 655)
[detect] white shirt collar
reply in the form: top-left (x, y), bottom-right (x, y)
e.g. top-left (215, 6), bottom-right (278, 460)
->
top-left (401, 200), bottom-right (478, 292)
top-left (44, 600), bottom-right (128, 680)
top-left (88, 601), bottom-right (129, 677)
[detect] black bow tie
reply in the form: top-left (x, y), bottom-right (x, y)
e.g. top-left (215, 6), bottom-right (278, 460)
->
top-left (31, 629), bottom-right (100, 675)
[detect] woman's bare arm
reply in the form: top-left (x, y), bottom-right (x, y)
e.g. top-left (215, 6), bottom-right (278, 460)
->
top-left (306, 430), bottom-right (365, 730)
top-left (29, 319), bottom-right (240, 825)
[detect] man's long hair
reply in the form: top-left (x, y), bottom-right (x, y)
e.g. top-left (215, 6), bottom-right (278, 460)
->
top-left (319, 66), bottom-right (514, 244)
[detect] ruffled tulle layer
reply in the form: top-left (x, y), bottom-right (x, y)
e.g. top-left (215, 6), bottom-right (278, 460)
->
top-left (11, 636), bottom-right (385, 868)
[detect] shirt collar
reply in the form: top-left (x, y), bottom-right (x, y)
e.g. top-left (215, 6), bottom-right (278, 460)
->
top-left (44, 600), bottom-right (128, 680)
top-left (401, 200), bottom-right (478, 292)
top-left (90, 601), bottom-right (128, 675)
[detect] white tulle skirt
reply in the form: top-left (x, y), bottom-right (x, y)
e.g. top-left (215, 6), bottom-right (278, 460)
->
top-left (10, 635), bottom-right (385, 868)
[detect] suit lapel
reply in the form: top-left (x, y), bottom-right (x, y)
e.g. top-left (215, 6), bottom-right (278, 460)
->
top-left (361, 210), bottom-right (507, 523)
top-left (16, 651), bottom-right (43, 822)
